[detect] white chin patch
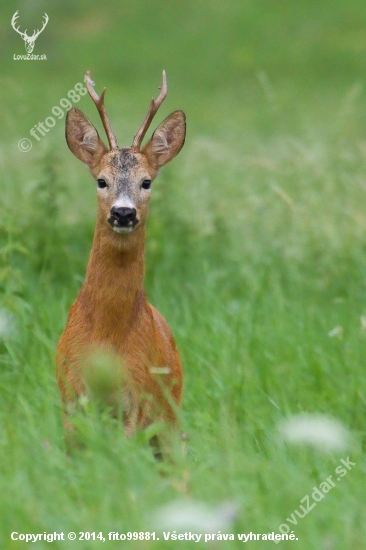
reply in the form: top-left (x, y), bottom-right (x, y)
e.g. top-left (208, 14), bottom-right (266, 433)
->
top-left (113, 226), bottom-right (134, 234)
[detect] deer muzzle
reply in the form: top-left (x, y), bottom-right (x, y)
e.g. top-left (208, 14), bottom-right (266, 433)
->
top-left (108, 206), bottom-right (138, 232)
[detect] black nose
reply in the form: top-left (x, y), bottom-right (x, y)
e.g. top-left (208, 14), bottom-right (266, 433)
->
top-left (109, 206), bottom-right (137, 227)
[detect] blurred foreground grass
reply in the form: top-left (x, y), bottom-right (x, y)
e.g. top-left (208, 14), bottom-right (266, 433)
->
top-left (1, 0), bottom-right (366, 548)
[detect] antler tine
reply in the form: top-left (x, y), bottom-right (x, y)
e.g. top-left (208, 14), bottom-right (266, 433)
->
top-left (11, 10), bottom-right (19, 28)
top-left (33, 13), bottom-right (49, 39)
top-left (85, 71), bottom-right (118, 150)
top-left (131, 71), bottom-right (167, 152)
top-left (11, 11), bottom-right (26, 38)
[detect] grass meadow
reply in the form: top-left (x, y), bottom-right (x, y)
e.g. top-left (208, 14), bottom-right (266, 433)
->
top-left (1, 0), bottom-right (366, 548)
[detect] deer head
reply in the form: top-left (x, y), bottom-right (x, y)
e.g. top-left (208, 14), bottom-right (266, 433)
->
top-left (11, 11), bottom-right (49, 54)
top-left (65, 71), bottom-right (186, 248)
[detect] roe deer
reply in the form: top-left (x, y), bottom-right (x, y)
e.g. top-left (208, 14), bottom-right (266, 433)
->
top-left (56, 71), bottom-right (185, 439)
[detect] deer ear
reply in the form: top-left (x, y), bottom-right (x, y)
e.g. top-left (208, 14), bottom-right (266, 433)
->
top-left (66, 108), bottom-right (108, 167)
top-left (143, 110), bottom-right (186, 168)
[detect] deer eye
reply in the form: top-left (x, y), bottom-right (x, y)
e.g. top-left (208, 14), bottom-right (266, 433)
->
top-left (97, 179), bottom-right (107, 189)
top-left (141, 179), bottom-right (151, 190)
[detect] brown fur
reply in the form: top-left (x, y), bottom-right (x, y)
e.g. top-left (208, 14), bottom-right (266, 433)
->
top-left (56, 105), bottom-right (186, 436)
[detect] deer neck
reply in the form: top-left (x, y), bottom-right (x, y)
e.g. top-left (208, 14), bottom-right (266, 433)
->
top-left (80, 220), bottom-right (146, 336)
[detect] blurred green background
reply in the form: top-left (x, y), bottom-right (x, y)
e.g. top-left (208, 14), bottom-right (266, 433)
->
top-left (1, 0), bottom-right (366, 548)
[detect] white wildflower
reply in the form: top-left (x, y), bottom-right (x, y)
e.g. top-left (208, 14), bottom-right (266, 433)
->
top-left (278, 414), bottom-right (350, 451)
top-left (150, 499), bottom-right (237, 533)
top-left (0, 309), bottom-right (15, 339)
top-left (328, 326), bottom-right (343, 339)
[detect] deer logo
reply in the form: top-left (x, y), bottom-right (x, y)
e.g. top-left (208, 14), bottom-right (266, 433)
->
top-left (11, 11), bottom-right (49, 54)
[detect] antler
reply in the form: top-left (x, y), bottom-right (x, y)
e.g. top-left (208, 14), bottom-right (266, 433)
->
top-left (131, 71), bottom-right (167, 152)
top-left (32, 13), bottom-right (49, 39)
top-left (11, 11), bottom-right (27, 39)
top-left (85, 71), bottom-right (118, 150)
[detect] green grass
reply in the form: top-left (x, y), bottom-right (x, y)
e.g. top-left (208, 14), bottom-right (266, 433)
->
top-left (1, 0), bottom-right (366, 548)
